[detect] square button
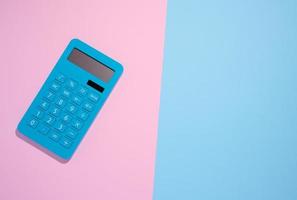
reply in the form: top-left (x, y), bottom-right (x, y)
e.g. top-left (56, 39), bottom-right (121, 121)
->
top-left (45, 91), bottom-right (55, 102)
top-left (56, 73), bottom-right (66, 83)
top-left (82, 101), bottom-right (94, 112)
top-left (88, 92), bottom-right (100, 102)
top-left (71, 119), bottom-right (83, 130)
top-left (72, 96), bottom-right (82, 105)
top-left (55, 97), bottom-right (67, 108)
top-left (60, 137), bottom-right (72, 148)
top-left (37, 124), bottom-right (50, 135)
top-left (78, 111), bottom-right (88, 121)
top-left (40, 100), bottom-right (50, 110)
top-left (61, 113), bottom-right (72, 123)
top-left (65, 129), bottom-right (77, 139)
top-left (66, 79), bottom-right (78, 90)
top-left (54, 121), bottom-right (66, 132)
top-left (32, 109), bottom-right (44, 119)
top-left (44, 115), bottom-right (56, 126)
top-left (66, 104), bottom-right (77, 114)
top-left (28, 118), bottom-right (38, 128)
top-left (78, 86), bottom-right (88, 96)
top-left (49, 107), bottom-right (61, 117)
top-left (48, 131), bottom-right (61, 142)
top-left (50, 81), bottom-right (61, 92)
top-left (61, 89), bottom-right (71, 98)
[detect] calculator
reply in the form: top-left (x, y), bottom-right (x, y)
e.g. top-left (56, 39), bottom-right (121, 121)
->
top-left (17, 39), bottom-right (123, 163)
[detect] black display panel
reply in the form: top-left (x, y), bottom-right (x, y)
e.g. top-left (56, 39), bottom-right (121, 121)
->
top-left (68, 48), bottom-right (114, 82)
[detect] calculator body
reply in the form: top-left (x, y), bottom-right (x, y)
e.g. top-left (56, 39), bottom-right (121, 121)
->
top-left (17, 39), bottom-right (123, 162)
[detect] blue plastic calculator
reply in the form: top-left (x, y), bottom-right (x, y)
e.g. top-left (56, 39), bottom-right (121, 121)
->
top-left (17, 39), bottom-right (123, 163)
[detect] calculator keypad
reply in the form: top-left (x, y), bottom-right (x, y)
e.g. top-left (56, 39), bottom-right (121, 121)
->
top-left (27, 73), bottom-right (100, 149)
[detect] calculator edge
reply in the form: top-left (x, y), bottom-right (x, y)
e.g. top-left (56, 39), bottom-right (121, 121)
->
top-left (16, 129), bottom-right (70, 163)
top-left (16, 38), bottom-right (124, 163)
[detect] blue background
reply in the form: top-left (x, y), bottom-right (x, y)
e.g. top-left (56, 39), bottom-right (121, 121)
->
top-left (154, 0), bottom-right (297, 199)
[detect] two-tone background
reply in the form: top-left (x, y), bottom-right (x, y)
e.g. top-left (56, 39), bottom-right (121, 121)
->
top-left (1, 1), bottom-right (297, 200)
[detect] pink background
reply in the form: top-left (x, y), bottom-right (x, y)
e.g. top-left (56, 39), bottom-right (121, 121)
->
top-left (0, 1), bottom-right (166, 199)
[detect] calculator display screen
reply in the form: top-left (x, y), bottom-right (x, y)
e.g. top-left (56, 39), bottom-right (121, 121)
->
top-left (68, 48), bottom-right (114, 82)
